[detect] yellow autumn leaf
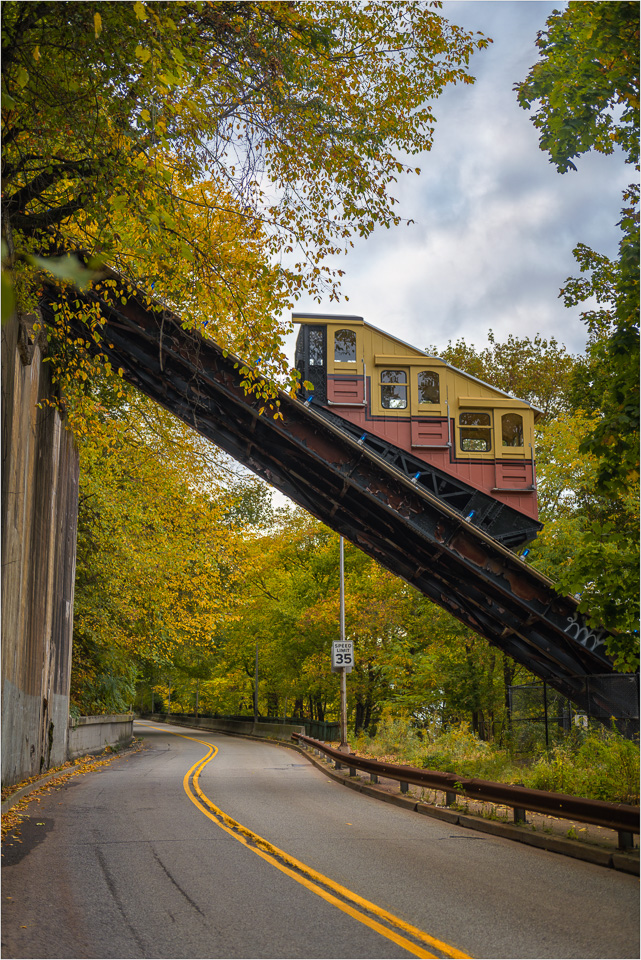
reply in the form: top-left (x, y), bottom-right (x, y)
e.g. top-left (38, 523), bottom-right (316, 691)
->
top-left (135, 44), bottom-right (151, 64)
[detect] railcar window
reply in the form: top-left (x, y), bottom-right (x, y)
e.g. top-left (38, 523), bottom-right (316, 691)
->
top-left (334, 328), bottom-right (356, 362)
top-left (309, 328), bottom-right (325, 367)
top-left (460, 412), bottom-right (492, 452)
top-left (417, 371), bottom-right (440, 404)
top-left (502, 413), bottom-right (524, 447)
top-left (381, 370), bottom-right (407, 409)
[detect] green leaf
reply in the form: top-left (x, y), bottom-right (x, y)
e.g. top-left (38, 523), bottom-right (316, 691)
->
top-left (135, 45), bottom-right (151, 64)
top-left (2, 269), bottom-right (16, 325)
top-left (28, 253), bottom-right (105, 290)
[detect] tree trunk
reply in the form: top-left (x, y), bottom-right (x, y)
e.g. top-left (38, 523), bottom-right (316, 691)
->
top-left (504, 655), bottom-right (515, 732)
top-left (354, 699), bottom-right (365, 734)
top-left (266, 691), bottom-right (278, 717)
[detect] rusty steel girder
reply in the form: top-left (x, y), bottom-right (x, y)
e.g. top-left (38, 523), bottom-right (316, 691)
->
top-left (39, 276), bottom-right (637, 729)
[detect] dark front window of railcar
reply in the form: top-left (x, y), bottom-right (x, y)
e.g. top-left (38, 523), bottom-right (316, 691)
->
top-left (502, 413), bottom-right (524, 447)
top-left (309, 328), bottom-right (325, 366)
top-left (418, 371), bottom-right (439, 404)
top-left (381, 370), bottom-right (407, 409)
top-left (335, 328), bottom-right (356, 362)
top-left (459, 412), bottom-right (492, 451)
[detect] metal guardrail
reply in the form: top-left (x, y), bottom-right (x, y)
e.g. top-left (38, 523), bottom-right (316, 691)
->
top-left (292, 734), bottom-right (639, 850)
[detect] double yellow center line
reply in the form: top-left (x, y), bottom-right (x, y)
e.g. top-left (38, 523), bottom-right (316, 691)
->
top-left (172, 730), bottom-right (470, 960)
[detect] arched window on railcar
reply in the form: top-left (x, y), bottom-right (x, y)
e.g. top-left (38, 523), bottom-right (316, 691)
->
top-left (334, 328), bottom-right (356, 362)
top-left (502, 413), bottom-right (524, 447)
top-left (380, 370), bottom-right (408, 409)
top-left (417, 371), bottom-right (440, 404)
top-left (459, 412), bottom-right (492, 452)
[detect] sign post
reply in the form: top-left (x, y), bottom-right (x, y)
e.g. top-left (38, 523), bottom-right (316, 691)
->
top-left (331, 536), bottom-right (354, 752)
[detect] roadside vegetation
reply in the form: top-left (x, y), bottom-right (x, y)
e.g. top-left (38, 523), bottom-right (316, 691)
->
top-left (353, 713), bottom-right (639, 806)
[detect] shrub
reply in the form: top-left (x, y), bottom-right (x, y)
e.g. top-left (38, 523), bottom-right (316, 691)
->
top-left (355, 714), bottom-right (639, 803)
top-left (353, 708), bottom-right (423, 760)
top-left (524, 725), bottom-right (639, 804)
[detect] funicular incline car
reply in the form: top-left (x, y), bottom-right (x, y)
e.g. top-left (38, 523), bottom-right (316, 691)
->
top-left (294, 313), bottom-right (543, 549)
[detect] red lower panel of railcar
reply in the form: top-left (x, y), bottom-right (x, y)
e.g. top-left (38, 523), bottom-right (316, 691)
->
top-left (325, 377), bottom-right (538, 521)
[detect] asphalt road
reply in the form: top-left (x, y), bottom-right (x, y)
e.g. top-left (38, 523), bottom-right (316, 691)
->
top-left (2, 721), bottom-right (638, 959)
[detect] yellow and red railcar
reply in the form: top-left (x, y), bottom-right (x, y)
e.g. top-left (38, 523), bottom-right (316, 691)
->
top-left (294, 313), bottom-right (542, 548)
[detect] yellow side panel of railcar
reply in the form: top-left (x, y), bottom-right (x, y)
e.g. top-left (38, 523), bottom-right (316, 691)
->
top-left (298, 313), bottom-right (538, 465)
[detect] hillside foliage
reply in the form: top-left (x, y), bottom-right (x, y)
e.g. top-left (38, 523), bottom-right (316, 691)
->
top-left (2, 0), bottom-right (489, 401)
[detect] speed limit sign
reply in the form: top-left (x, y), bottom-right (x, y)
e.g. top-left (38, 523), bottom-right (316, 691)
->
top-left (331, 641), bottom-right (354, 673)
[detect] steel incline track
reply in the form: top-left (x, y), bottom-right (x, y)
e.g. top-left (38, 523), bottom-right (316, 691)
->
top-left (39, 273), bottom-right (637, 728)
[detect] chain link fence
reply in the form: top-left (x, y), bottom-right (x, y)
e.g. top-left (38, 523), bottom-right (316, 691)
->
top-left (509, 674), bottom-right (639, 750)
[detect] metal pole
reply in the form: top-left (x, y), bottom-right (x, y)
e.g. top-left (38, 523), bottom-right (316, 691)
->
top-left (340, 536), bottom-right (346, 644)
top-left (339, 536), bottom-right (348, 751)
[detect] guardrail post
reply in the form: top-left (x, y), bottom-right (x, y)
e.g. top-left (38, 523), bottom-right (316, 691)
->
top-left (335, 759), bottom-right (343, 770)
top-left (445, 791), bottom-right (456, 806)
top-left (349, 765), bottom-right (357, 777)
top-left (370, 773), bottom-right (379, 784)
top-left (618, 830), bottom-right (634, 851)
top-left (513, 806), bottom-right (528, 824)
top-left (400, 781), bottom-right (409, 794)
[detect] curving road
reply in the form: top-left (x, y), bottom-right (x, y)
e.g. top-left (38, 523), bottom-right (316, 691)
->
top-left (2, 721), bottom-right (638, 959)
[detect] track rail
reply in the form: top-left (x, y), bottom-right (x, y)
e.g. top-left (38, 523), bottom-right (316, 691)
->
top-left (39, 276), bottom-right (637, 728)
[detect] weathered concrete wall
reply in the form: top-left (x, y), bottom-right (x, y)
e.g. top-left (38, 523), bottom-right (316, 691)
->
top-left (144, 714), bottom-right (305, 741)
top-left (68, 714), bottom-right (134, 759)
top-left (2, 313), bottom-right (79, 786)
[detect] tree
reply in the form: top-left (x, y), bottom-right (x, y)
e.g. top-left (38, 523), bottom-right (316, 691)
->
top-left (433, 328), bottom-right (638, 671)
top-left (2, 1), bottom-right (490, 389)
top-left (514, 2), bottom-right (638, 175)
top-left (516, 0), bottom-right (639, 496)
top-left (559, 229), bottom-right (640, 497)
top-left (428, 329), bottom-right (577, 421)
top-left (515, 1), bottom-right (639, 668)
top-left (203, 507), bottom-right (523, 738)
top-left (70, 381), bottom-right (259, 713)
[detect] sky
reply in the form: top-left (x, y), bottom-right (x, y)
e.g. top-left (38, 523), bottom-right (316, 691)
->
top-left (283, 1), bottom-right (630, 363)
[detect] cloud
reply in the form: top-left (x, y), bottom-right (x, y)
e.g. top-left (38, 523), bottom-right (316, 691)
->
top-left (286, 1), bottom-right (630, 361)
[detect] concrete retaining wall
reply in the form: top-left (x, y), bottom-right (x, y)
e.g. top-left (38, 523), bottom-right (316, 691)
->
top-left (2, 312), bottom-right (79, 786)
top-left (143, 713), bottom-right (305, 741)
top-left (68, 714), bottom-right (134, 759)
